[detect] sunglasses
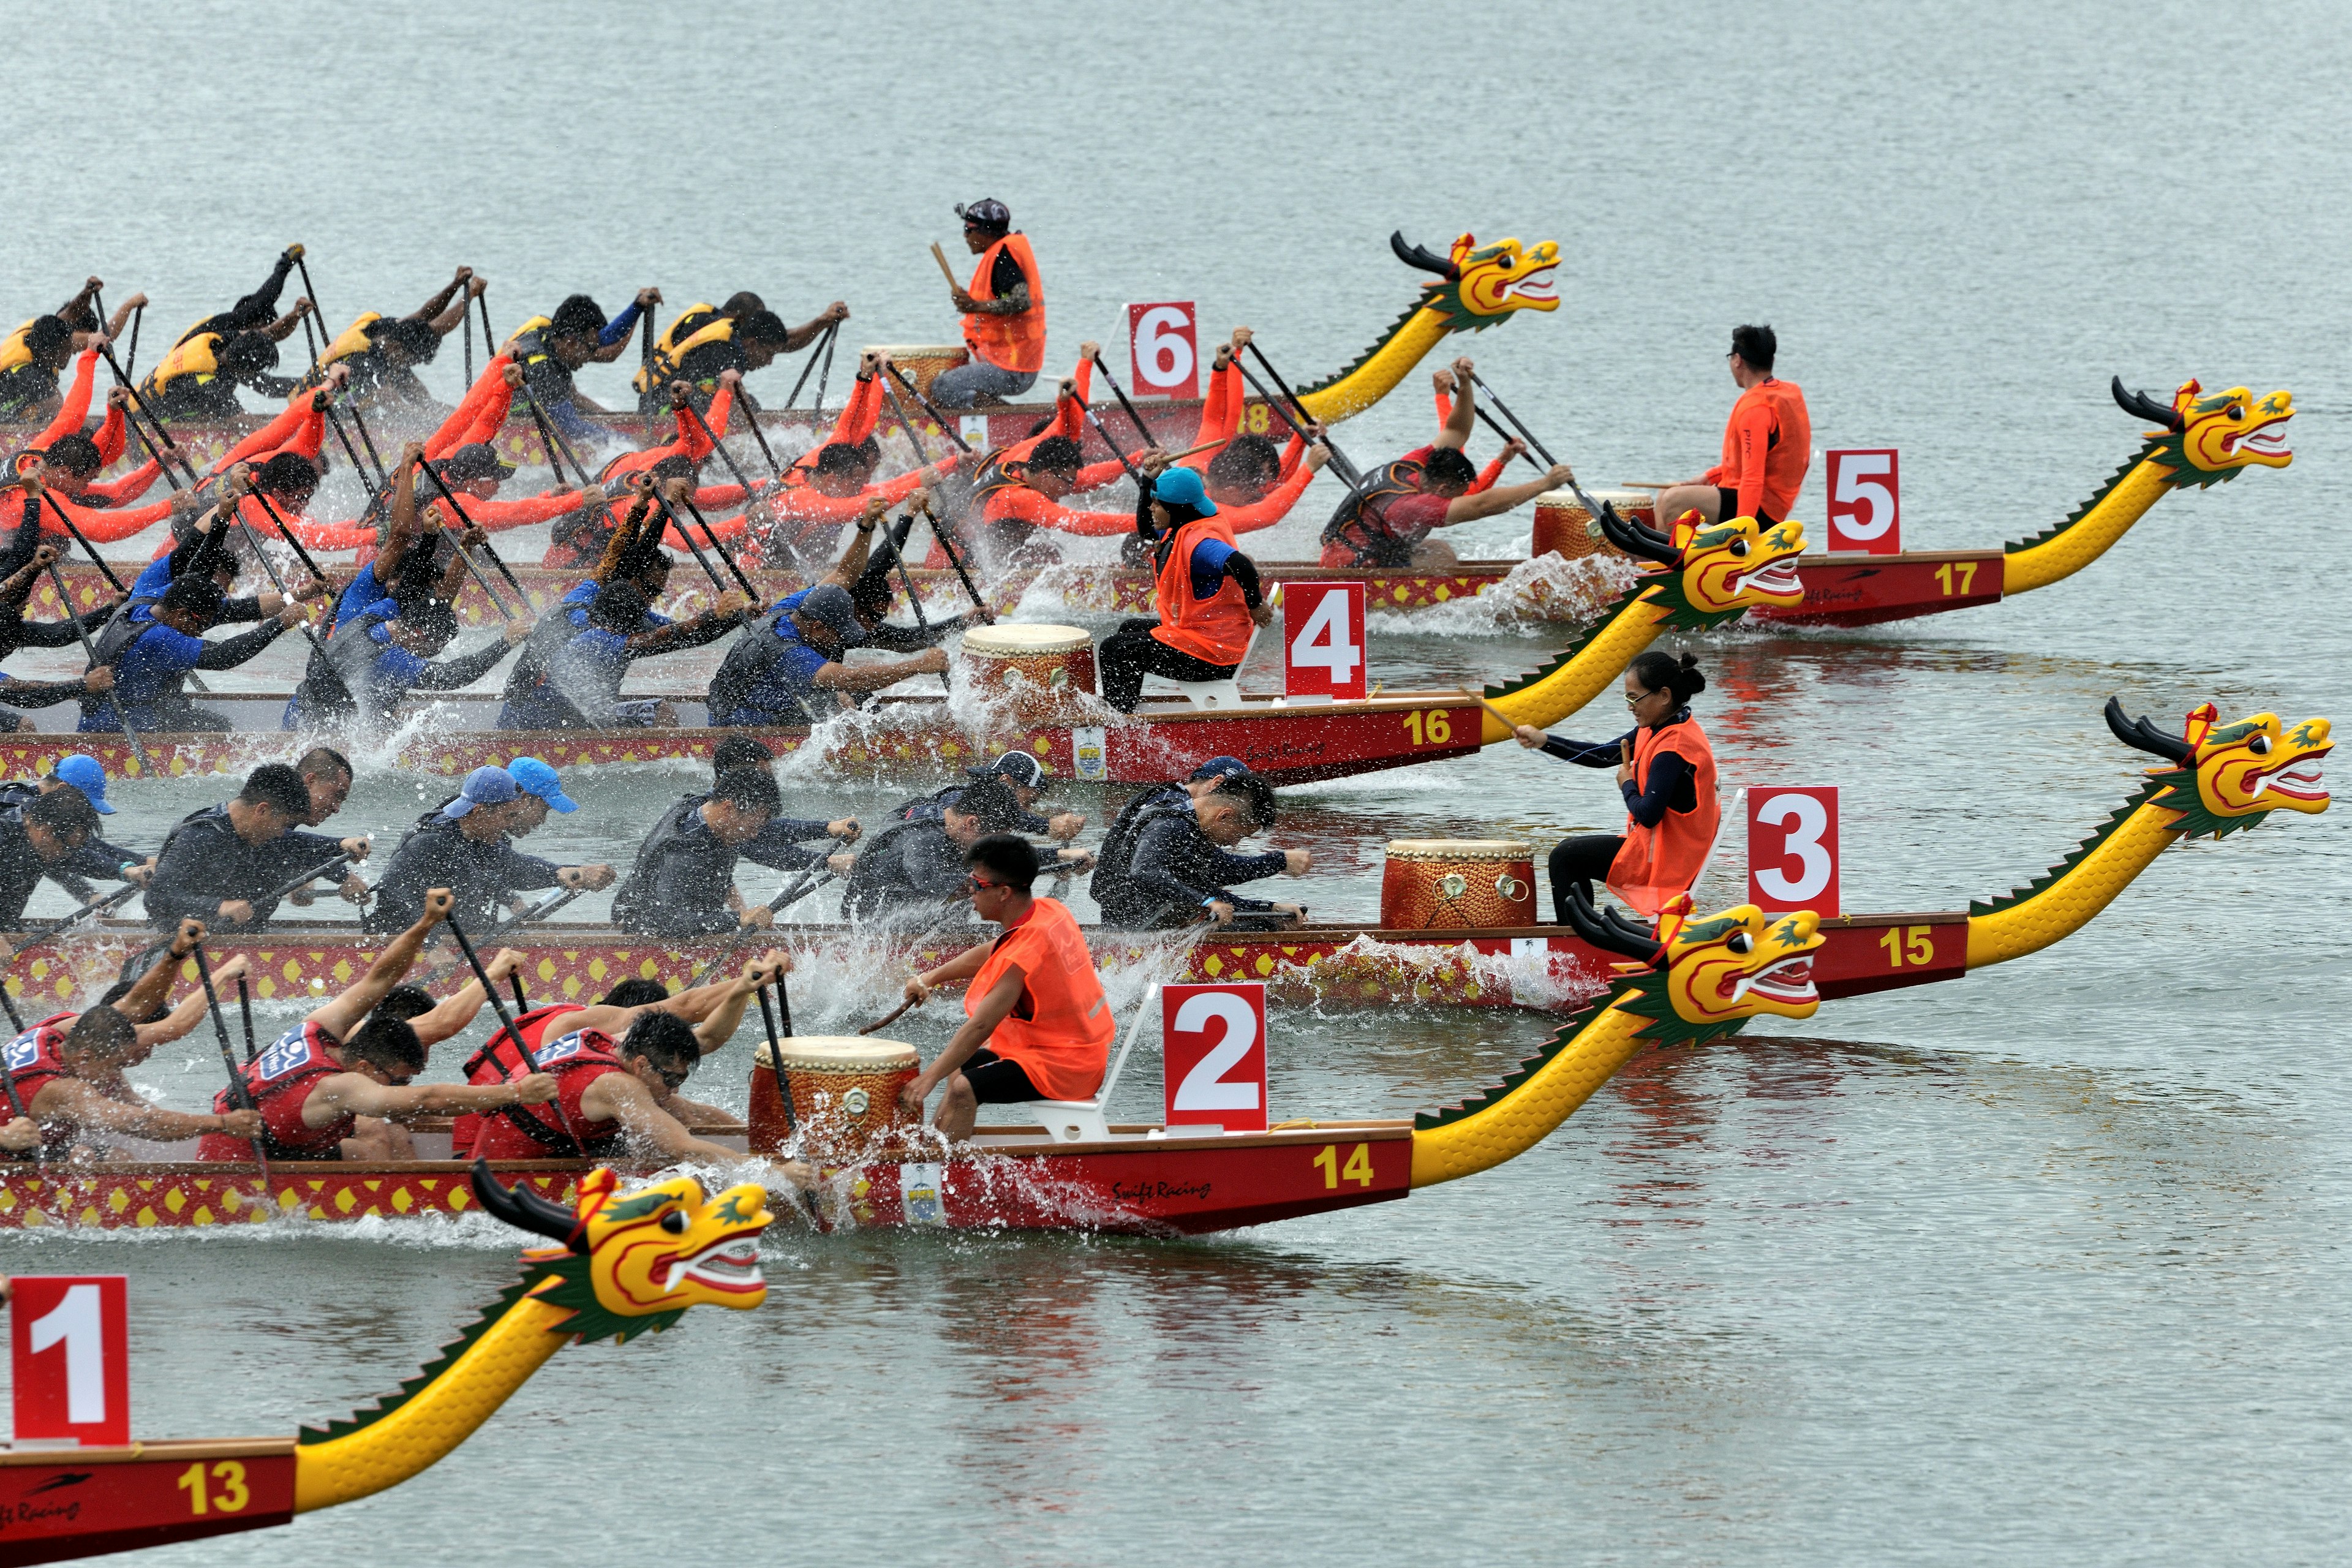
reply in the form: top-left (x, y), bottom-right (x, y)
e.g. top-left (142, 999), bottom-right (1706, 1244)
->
top-left (968, 874), bottom-right (1003, 892)
top-left (655, 1066), bottom-right (691, 1090)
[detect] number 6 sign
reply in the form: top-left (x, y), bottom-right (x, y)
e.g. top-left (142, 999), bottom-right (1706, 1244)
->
top-left (1282, 581), bottom-right (1368, 700)
top-left (1825, 449), bottom-right (1901, 554)
top-left (11, 1275), bottom-right (130, 1445)
top-left (1162, 982), bottom-right (1269, 1133)
top-left (1747, 786), bottom-right (1841, 917)
top-left (1125, 301), bottom-right (1198, 399)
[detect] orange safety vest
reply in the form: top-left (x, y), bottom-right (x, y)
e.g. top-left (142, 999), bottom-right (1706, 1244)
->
top-left (962, 233), bottom-right (1046, 374)
top-left (967, 897), bottom-right (1113, 1101)
top-left (1150, 514), bottom-right (1256, 666)
top-left (1711, 378), bottom-right (1812, 521)
top-left (1607, 714), bottom-right (1720, 916)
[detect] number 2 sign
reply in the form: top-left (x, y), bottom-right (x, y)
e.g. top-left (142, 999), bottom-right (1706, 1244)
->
top-left (1282, 581), bottom-right (1367, 700)
top-left (11, 1275), bottom-right (130, 1446)
top-left (1825, 449), bottom-right (1901, 554)
top-left (1162, 982), bottom-right (1268, 1134)
top-left (1747, 786), bottom-right (1841, 917)
top-left (1125, 301), bottom-right (1198, 399)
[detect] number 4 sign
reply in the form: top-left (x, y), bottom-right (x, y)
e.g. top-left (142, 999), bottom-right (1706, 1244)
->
top-left (1282, 581), bottom-right (1367, 700)
top-left (11, 1275), bottom-right (130, 1446)
top-left (1747, 786), bottom-right (1841, 917)
top-left (1825, 449), bottom-right (1901, 554)
top-left (1162, 982), bottom-right (1269, 1134)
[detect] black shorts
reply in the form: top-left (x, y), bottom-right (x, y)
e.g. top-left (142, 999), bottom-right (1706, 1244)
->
top-left (1714, 487), bottom-right (1778, 526)
top-left (960, 1047), bottom-right (1042, 1105)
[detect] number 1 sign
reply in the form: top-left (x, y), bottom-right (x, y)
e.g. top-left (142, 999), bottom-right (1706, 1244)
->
top-left (1825, 449), bottom-right (1901, 554)
top-left (1747, 786), bottom-right (1841, 917)
top-left (1162, 982), bottom-right (1269, 1134)
top-left (11, 1275), bottom-right (130, 1446)
top-left (1281, 581), bottom-right (1367, 700)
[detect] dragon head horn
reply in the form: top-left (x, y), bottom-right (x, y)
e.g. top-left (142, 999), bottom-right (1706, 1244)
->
top-left (1390, 230), bottom-right (1460, 281)
top-left (2111, 375), bottom-right (2186, 433)
top-left (1566, 883), bottom-right (1664, 965)
top-left (2103, 696), bottom-right (2194, 764)
top-left (470, 1159), bottom-right (592, 1254)
top-left (1597, 500), bottom-right (1679, 564)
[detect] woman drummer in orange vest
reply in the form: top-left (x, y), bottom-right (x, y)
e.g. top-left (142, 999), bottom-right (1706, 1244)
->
top-left (1512, 651), bottom-right (1720, 919)
top-left (898, 834), bottom-right (1116, 1142)
top-left (1097, 464), bottom-right (1270, 711)
top-left (932, 198), bottom-right (1046, 409)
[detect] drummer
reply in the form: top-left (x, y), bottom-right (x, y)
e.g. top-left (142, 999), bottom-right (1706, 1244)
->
top-left (891, 752), bottom-right (1085, 842)
top-left (1097, 464), bottom-right (1267, 713)
top-left (1646, 325), bottom-right (1812, 533)
top-left (1511, 650), bottom-right (1719, 919)
top-left (897, 835), bottom-right (1113, 1140)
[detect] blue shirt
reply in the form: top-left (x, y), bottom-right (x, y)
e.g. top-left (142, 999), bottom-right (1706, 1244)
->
top-left (1188, 537), bottom-right (1240, 600)
top-left (721, 587), bottom-right (831, 722)
top-left (334, 562), bottom-right (389, 633)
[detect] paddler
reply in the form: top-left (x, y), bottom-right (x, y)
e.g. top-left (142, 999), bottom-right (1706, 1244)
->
top-left (636, 292), bottom-right (846, 411)
top-left (610, 767), bottom-right (860, 938)
top-left (505, 288), bottom-right (658, 451)
top-left (843, 777), bottom-right (1090, 922)
top-left (932, 198), bottom-right (1045, 409)
top-left (137, 257), bottom-right (318, 421)
top-left (891, 752), bottom-right (1085, 842)
top-left (0, 754), bottom-right (153, 899)
top-left (532, 575), bottom-right (748, 730)
top-left (299, 266), bottom-right (486, 413)
top-left (281, 590), bottom-right (529, 735)
top-left (1095, 770), bottom-right (1307, 930)
top-left (364, 764), bottom-right (613, 934)
top-left (0, 537), bottom-right (119, 729)
top-left (1085, 755), bottom-right (1254, 919)
top-left (896, 835), bottom-right (1113, 1138)
top-left (1649, 325), bottom-right (1812, 532)
top-left (956, 434), bottom-right (1136, 567)
top-left (144, 763), bottom-right (372, 933)
top-left (0, 285), bottom-right (144, 424)
top-left (1319, 356), bottom-right (1571, 567)
top-left (11, 921), bottom-right (266, 1157)
top-left (0, 787), bottom-right (108, 931)
top-left (1182, 327), bottom-right (1331, 535)
top-left (194, 889), bottom-right (561, 1163)
top-left (1511, 651), bottom-right (1719, 918)
top-left (1096, 464), bottom-right (1266, 712)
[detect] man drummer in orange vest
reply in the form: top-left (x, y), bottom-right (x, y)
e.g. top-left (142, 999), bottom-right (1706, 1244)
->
top-left (1096, 464), bottom-right (1268, 712)
top-left (1648, 324), bottom-right (1812, 531)
top-left (932, 198), bottom-right (1045, 409)
top-left (896, 834), bottom-right (1114, 1140)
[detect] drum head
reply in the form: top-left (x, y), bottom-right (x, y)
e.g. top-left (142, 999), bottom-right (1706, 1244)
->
top-left (963, 622), bottom-right (1088, 655)
top-left (761, 1035), bottom-right (921, 1071)
top-left (1385, 839), bottom-right (1534, 859)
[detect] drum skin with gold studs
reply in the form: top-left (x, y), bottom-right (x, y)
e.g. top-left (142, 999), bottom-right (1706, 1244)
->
top-left (862, 345), bottom-right (968, 401)
top-left (750, 1036), bottom-right (921, 1163)
top-left (1379, 839), bottom-right (1537, 929)
top-left (1531, 488), bottom-right (1654, 560)
top-left (959, 622), bottom-right (1098, 720)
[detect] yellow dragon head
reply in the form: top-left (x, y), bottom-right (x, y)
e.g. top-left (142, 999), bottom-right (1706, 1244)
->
top-left (2113, 377), bottom-right (2294, 488)
top-left (473, 1163), bottom-right (774, 1341)
top-left (1392, 231), bottom-right (1561, 330)
top-left (2107, 698), bottom-right (2331, 839)
top-left (1568, 889), bottom-right (1825, 1047)
top-left (1594, 505), bottom-right (1809, 626)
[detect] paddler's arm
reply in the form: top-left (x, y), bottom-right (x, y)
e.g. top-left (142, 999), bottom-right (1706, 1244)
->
top-left (306, 1068), bottom-right (557, 1128)
top-left (115, 918), bottom-right (208, 1030)
top-left (308, 888), bottom-right (451, 1041)
top-left (824, 497), bottom-right (888, 587)
top-left (812, 645), bottom-right (948, 693)
top-left (785, 301), bottom-right (849, 353)
top-left (899, 962), bottom-right (1026, 1117)
top-left (1441, 464), bottom-right (1575, 526)
top-left (1432, 357), bottom-right (1478, 451)
top-left (584, 287), bottom-right (658, 364)
top-left (136, 952), bottom-right (250, 1049)
top-left (410, 267), bottom-right (476, 335)
top-left (579, 1069), bottom-right (752, 1163)
top-left (37, 1077), bottom-right (260, 1144)
top-left (405, 945), bottom-right (526, 1047)
top-left (903, 938), bottom-right (992, 1006)
top-left (689, 956), bottom-right (790, 1054)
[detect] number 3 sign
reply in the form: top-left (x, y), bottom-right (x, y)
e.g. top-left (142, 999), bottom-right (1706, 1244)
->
top-left (1747, 786), bottom-right (1841, 917)
top-left (1282, 581), bottom-right (1367, 700)
top-left (1825, 449), bottom-right (1901, 554)
top-left (1162, 982), bottom-right (1269, 1134)
top-left (11, 1275), bottom-right (130, 1445)
top-left (1125, 302), bottom-right (1198, 399)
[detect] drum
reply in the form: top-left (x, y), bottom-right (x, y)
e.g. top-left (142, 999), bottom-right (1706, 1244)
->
top-left (863, 345), bottom-right (968, 401)
top-left (1380, 839), bottom-right (1537, 929)
top-left (748, 1036), bottom-right (920, 1164)
top-left (1531, 488), bottom-right (1656, 560)
top-left (959, 622), bottom-right (1098, 720)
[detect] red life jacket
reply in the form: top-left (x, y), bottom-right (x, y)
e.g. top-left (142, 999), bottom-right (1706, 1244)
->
top-left (200, 1021), bottom-right (347, 1161)
top-left (1150, 514), bottom-right (1255, 666)
top-left (1320, 458), bottom-right (1430, 567)
top-left (5, 1011), bottom-right (80, 1159)
top-left (453, 1003), bottom-right (584, 1156)
top-left (470, 1023), bottom-right (628, 1159)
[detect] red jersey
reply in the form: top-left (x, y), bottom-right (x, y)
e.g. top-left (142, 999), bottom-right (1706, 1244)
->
top-left (5, 1011), bottom-right (80, 1158)
top-left (200, 1021), bottom-right (345, 1161)
top-left (453, 1003), bottom-right (584, 1156)
top-left (469, 1023), bottom-right (628, 1159)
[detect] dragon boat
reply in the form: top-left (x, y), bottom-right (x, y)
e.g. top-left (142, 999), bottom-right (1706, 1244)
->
top-left (0, 693), bottom-right (2324, 1236)
top-left (0, 1164), bottom-right (769, 1567)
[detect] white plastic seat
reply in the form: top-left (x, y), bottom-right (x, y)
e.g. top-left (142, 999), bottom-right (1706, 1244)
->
top-left (1024, 1099), bottom-right (1112, 1143)
top-left (1137, 673), bottom-right (1245, 709)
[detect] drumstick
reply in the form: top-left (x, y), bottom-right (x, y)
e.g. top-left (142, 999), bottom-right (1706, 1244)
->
top-left (1159, 437), bottom-right (1228, 463)
top-left (930, 243), bottom-right (961, 289)
top-left (1619, 482), bottom-right (1676, 490)
top-left (859, 998), bottom-right (916, 1038)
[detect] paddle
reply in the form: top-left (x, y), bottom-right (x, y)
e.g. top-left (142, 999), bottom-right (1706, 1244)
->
top-left (685, 869), bottom-right (840, 987)
top-left (647, 486), bottom-right (731, 598)
top-left (415, 459), bottom-right (531, 611)
top-left (752, 975), bottom-right (823, 1219)
top-left (299, 308), bottom-right (321, 373)
top-left (1233, 352), bottom-right (1362, 488)
top-left (0, 985), bottom-right (24, 1038)
top-left (107, 375), bottom-right (187, 493)
top-left (43, 556), bottom-right (149, 774)
top-left (884, 364), bottom-right (974, 455)
top-left (236, 974), bottom-right (257, 1062)
top-left (124, 302), bottom-right (143, 381)
top-left (888, 523), bottom-right (948, 688)
top-left (676, 492), bottom-right (763, 607)
top-left (780, 320), bottom-right (834, 412)
top-left (292, 247), bottom-right (326, 359)
top-left (675, 388), bottom-right (761, 500)
top-left (510, 973), bottom-right (530, 1014)
top-left (241, 478), bottom-right (335, 592)
top-left (914, 494), bottom-right (993, 625)
top-left (261, 851), bottom-right (355, 913)
top-left (1088, 352), bottom-right (1158, 451)
top-left (639, 306), bottom-right (660, 444)
top-left (475, 291), bottom-right (494, 358)
top-left (1466, 371), bottom-right (1615, 520)
top-left (225, 505), bottom-right (347, 694)
top-left (1077, 405), bottom-right (1150, 489)
top-left (461, 291), bottom-right (472, 388)
top-left (810, 325), bottom-right (838, 420)
top-left (190, 939), bottom-right (269, 1178)
top-left (444, 910), bottom-right (584, 1154)
top-left (91, 342), bottom-right (202, 488)
top-left (344, 401), bottom-right (393, 494)
top-left (27, 881), bottom-right (141, 941)
top-left (37, 490), bottom-right (130, 597)
top-left (496, 886), bottom-right (582, 928)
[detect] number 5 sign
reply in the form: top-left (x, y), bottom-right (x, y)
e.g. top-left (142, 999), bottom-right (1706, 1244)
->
top-left (1162, 982), bottom-right (1268, 1134)
top-left (1825, 449), bottom-right (1901, 554)
top-left (1125, 301), bottom-right (1198, 399)
top-left (1747, 786), bottom-right (1841, 917)
top-left (1281, 581), bottom-right (1367, 700)
top-left (12, 1275), bottom-right (130, 1446)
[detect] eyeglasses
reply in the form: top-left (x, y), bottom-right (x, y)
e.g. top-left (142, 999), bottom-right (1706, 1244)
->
top-left (656, 1066), bottom-right (691, 1090)
top-left (968, 874), bottom-right (1002, 892)
top-left (1625, 688), bottom-right (1662, 708)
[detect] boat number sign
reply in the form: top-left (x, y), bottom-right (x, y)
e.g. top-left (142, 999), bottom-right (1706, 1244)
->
top-left (1162, 982), bottom-right (1269, 1134)
top-left (10, 1274), bottom-right (130, 1446)
top-left (1825, 449), bottom-right (1901, 554)
top-left (1747, 786), bottom-right (1841, 916)
top-left (1282, 581), bottom-right (1367, 700)
top-left (1125, 302), bottom-right (1199, 399)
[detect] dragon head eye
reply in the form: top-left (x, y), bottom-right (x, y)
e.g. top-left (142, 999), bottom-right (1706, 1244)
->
top-left (1729, 538), bottom-right (1751, 558)
top-left (659, 1208), bottom-right (689, 1234)
top-left (2228, 405), bottom-right (2244, 420)
top-left (2249, 733), bottom-right (2273, 755)
top-left (1728, 931), bottom-right (1754, 954)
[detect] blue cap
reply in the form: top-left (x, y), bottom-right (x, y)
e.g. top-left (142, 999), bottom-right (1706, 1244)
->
top-left (1188, 755), bottom-right (1250, 782)
top-left (53, 755), bottom-right (114, 814)
top-left (443, 765), bottom-right (519, 818)
top-left (1151, 466), bottom-right (1218, 516)
top-left (507, 756), bottom-right (578, 814)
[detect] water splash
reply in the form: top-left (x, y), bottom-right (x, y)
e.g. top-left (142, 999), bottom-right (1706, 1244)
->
top-left (1368, 551), bottom-right (1642, 639)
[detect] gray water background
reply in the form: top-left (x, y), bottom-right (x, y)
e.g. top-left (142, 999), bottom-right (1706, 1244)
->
top-left (1, 1), bottom-right (2348, 1562)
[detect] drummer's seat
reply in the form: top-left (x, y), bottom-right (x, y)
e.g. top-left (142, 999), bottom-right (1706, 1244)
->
top-left (1025, 1098), bottom-right (1111, 1143)
top-left (1137, 672), bottom-right (1245, 709)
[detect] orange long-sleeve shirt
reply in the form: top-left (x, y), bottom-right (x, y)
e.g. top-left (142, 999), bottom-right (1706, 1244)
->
top-left (1701, 378), bottom-right (1811, 522)
top-left (426, 357), bottom-right (516, 459)
top-left (1213, 461), bottom-right (1319, 535)
top-left (208, 393), bottom-right (325, 474)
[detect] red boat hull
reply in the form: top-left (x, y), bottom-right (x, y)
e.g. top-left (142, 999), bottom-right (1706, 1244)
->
top-left (0, 1440), bottom-right (295, 1567)
top-left (1753, 549), bottom-right (2008, 628)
